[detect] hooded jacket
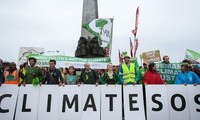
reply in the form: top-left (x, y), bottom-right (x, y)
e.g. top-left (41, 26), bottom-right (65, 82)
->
top-left (174, 71), bottom-right (200, 84)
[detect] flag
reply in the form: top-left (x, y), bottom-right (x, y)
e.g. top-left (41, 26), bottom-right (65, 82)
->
top-left (130, 37), bottom-right (133, 57)
top-left (119, 50), bottom-right (123, 63)
top-left (134, 38), bottom-right (139, 57)
top-left (185, 49), bottom-right (200, 60)
top-left (132, 7), bottom-right (139, 36)
top-left (82, 18), bottom-right (113, 48)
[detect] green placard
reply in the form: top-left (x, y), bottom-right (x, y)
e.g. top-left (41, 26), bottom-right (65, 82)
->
top-left (156, 63), bottom-right (181, 84)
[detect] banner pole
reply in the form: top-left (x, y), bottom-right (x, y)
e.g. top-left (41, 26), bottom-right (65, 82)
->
top-left (109, 17), bottom-right (114, 58)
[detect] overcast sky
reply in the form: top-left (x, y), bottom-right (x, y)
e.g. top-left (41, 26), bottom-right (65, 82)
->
top-left (0, 0), bottom-right (200, 65)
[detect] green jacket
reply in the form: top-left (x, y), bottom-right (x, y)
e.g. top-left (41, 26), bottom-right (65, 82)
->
top-left (138, 68), bottom-right (148, 84)
top-left (100, 72), bottom-right (123, 85)
top-left (24, 66), bottom-right (44, 84)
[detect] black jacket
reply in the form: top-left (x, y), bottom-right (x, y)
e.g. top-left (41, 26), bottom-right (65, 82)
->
top-left (79, 69), bottom-right (99, 84)
top-left (43, 68), bottom-right (63, 84)
top-left (0, 67), bottom-right (4, 83)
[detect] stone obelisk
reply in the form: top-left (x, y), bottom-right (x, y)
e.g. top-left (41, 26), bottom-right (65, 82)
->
top-left (75, 0), bottom-right (104, 58)
top-left (81, 0), bottom-right (98, 38)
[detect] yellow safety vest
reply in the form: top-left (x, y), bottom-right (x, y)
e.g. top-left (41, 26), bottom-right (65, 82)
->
top-left (122, 63), bottom-right (136, 83)
top-left (20, 68), bottom-right (26, 82)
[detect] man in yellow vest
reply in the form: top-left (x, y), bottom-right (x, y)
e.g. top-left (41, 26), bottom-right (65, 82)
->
top-left (119, 55), bottom-right (139, 85)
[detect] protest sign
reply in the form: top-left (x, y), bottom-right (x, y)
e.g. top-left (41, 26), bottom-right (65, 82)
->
top-left (145, 85), bottom-right (169, 120)
top-left (0, 85), bottom-right (19, 120)
top-left (28, 54), bottom-right (110, 69)
top-left (18, 47), bottom-right (44, 65)
top-left (123, 85), bottom-right (145, 120)
top-left (142, 50), bottom-right (161, 63)
top-left (156, 63), bottom-right (180, 84)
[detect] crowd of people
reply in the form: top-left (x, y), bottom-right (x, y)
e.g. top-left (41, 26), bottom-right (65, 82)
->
top-left (0, 55), bottom-right (200, 87)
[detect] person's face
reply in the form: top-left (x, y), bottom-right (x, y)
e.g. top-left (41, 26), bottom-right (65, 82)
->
top-left (181, 66), bottom-right (187, 72)
top-left (143, 64), bottom-right (148, 69)
top-left (69, 68), bottom-right (74, 74)
top-left (63, 69), bottom-right (66, 74)
top-left (49, 62), bottom-right (55, 69)
top-left (164, 57), bottom-right (169, 62)
top-left (24, 64), bottom-right (29, 70)
top-left (113, 66), bottom-right (117, 71)
top-left (29, 60), bottom-right (36, 66)
top-left (5, 66), bottom-right (10, 70)
top-left (11, 64), bottom-right (16, 69)
top-left (84, 64), bottom-right (90, 70)
top-left (124, 57), bottom-right (130, 64)
top-left (152, 65), bottom-right (156, 71)
top-left (107, 64), bottom-right (113, 71)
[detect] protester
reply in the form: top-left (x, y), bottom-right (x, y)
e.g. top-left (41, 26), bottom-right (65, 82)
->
top-left (79, 63), bottom-right (99, 85)
top-left (182, 59), bottom-right (200, 78)
top-left (98, 69), bottom-right (105, 79)
top-left (41, 67), bottom-right (47, 75)
top-left (0, 59), bottom-right (4, 86)
top-left (101, 63), bottom-right (123, 85)
top-left (113, 65), bottom-right (119, 73)
top-left (4, 62), bottom-right (19, 84)
top-left (20, 57), bottom-right (44, 86)
top-left (2, 61), bottom-right (10, 84)
top-left (60, 67), bottom-right (68, 78)
top-left (119, 55), bottom-right (139, 85)
top-left (161, 55), bottom-right (170, 64)
top-left (138, 62), bottom-right (148, 84)
top-left (19, 62), bottom-right (28, 83)
top-left (43, 60), bottom-right (63, 85)
top-left (174, 63), bottom-right (200, 85)
top-left (143, 62), bottom-right (164, 84)
top-left (64, 66), bottom-right (78, 85)
top-left (3, 61), bottom-right (10, 72)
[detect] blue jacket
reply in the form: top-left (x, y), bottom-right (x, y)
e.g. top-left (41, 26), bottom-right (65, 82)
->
top-left (174, 71), bottom-right (200, 84)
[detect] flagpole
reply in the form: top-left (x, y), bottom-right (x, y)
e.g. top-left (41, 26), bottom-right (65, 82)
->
top-left (130, 37), bottom-right (132, 57)
top-left (109, 17), bottom-right (114, 58)
top-left (134, 35), bottom-right (136, 57)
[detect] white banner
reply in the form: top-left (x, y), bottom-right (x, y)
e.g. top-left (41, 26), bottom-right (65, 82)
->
top-left (167, 85), bottom-right (190, 120)
top-left (124, 85), bottom-right (145, 120)
top-left (59, 85), bottom-right (82, 120)
top-left (101, 85), bottom-right (122, 120)
top-left (15, 85), bottom-right (40, 120)
top-left (18, 47), bottom-right (44, 65)
top-left (28, 54), bottom-right (110, 69)
top-left (37, 85), bottom-right (60, 120)
top-left (56, 62), bottom-right (108, 69)
top-left (187, 85), bottom-right (200, 120)
top-left (0, 85), bottom-right (200, 119)
top-left (146, 85), bottom-right (169, 120)
top-left (81, 85), bottom-right (100, 120)
top-left (0, 85), bottom-right (19, 120)
top-left (34, 60), bottom-right (108, 69)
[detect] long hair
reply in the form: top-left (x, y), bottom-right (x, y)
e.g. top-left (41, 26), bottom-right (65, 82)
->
top-left (148, 62), bottom-right (156, 73)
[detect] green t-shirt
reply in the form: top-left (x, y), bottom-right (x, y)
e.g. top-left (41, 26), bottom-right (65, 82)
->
top-left (25, 66), bottom-right (44, 84)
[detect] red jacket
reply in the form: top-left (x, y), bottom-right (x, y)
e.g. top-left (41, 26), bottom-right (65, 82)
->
top-left (142, 70), bottom-right (164, 84)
